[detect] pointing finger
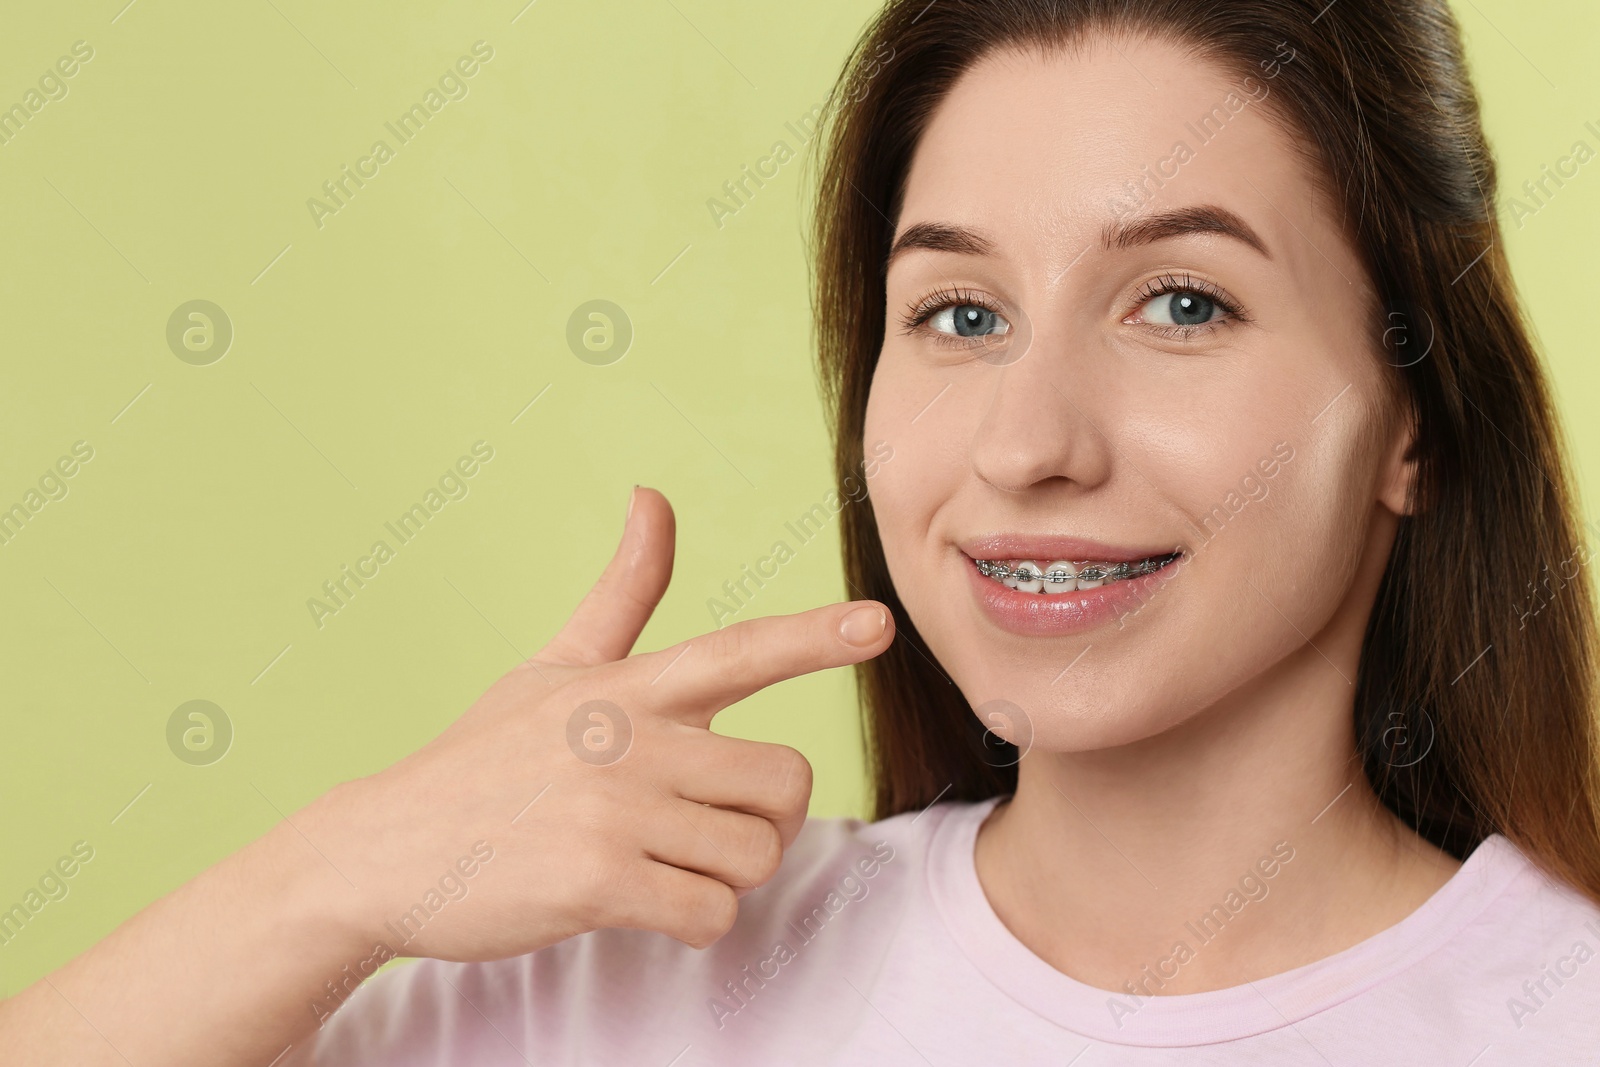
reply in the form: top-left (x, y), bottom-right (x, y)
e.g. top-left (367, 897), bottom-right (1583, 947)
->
top-left (633, 601), bottom-right (893, 726)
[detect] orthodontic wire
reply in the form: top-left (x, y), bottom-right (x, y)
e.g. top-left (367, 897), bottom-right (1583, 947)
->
top-left (973, 553), bottom-right (1179, 584)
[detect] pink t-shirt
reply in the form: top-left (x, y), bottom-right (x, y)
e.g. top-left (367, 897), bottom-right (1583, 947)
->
top-left (299, 796), bottom-right (1600, 1064)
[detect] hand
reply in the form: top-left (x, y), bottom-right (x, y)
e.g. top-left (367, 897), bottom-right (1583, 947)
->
top-left (305, 486), bottom-right (895, 960)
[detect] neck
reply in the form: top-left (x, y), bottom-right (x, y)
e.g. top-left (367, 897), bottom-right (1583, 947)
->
top-left (975, 642), bottom-right (1460, 994)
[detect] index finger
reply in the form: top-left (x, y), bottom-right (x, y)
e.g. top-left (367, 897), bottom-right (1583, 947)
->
top-left (631, 601), bottom-right (894, 726)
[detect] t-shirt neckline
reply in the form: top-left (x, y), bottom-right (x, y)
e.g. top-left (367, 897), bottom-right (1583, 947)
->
top-left (925, 794), bottom-right (1530, 1047)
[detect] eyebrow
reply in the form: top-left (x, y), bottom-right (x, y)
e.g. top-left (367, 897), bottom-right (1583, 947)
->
top-left (886, 221), bottom-right (997, 267)
top-left (1104, 205), bottom-right (1271, 258)
top-left (885, 204), bottom-right (1271, 268)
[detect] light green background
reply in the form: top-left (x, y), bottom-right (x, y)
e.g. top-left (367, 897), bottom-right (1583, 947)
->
top-left (0, 0), bottom-right (1594, 995)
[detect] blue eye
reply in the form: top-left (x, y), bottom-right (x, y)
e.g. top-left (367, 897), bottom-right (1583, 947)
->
top-left (1126, 274), bottom-right (1243, 334)
top-left (1139, 291), bottom-right (1222, 326)
top-left (930, 304), bottom-right (1011, 337)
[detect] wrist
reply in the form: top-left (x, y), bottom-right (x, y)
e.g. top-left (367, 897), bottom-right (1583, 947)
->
top-left (247, 784), bottom-right (391, 975)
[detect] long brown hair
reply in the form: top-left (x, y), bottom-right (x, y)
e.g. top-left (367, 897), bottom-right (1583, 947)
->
top-left (806, 0), bottom-right (1600, 903)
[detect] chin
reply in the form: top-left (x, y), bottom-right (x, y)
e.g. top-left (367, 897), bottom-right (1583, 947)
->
top-left (907, 612), bottom-right (1191, 756)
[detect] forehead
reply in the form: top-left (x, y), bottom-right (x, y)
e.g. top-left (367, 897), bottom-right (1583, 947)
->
top-left (897, 36), bottom-right (1323, 261)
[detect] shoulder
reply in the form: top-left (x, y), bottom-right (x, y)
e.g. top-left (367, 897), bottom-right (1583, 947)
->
top-left (1458, 833), bottom-right (1600, 954)
top-left (306, 801), bottom-right (985, 1066)
top-left (1432, 834), bottom-right (1600, 1050)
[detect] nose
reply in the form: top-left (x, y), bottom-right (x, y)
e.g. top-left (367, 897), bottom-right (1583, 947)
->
top-left (967, 341), bottom-right (1113, 494)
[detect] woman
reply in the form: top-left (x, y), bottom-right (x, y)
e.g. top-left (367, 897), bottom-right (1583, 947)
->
top-left (6, 0), bottom-right (1599, 1062)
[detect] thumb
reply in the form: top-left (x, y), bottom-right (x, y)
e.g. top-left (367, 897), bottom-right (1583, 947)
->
top-left (538, 486), bottom-right (675, 666)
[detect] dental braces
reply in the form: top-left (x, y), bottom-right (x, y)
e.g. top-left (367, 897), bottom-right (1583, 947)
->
top-left (975, 552), bottom-right (1179, 584)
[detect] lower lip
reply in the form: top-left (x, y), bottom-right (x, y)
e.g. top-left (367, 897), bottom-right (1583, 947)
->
top-left (963, 555), bottom-right (1179, 636)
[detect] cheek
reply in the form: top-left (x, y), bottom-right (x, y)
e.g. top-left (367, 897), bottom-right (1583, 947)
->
top-left (1120, 346), bottom-right (1359, 556)
top-left (1266, 406), bottom-right (1388, 582)
top-left (862, 348), bottom-right (973, 590)
top-left (1177, 391), bottom-right (1387, 659)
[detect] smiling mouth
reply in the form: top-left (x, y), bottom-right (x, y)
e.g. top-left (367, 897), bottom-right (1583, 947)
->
top-left (973, 552), bottom-right (1182, 593)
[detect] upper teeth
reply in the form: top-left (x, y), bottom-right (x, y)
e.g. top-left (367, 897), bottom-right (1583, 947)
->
top-left (975, 555), bottom-right (1173, 593)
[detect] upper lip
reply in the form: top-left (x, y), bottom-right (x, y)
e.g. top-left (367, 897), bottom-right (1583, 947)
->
top-left (958, 533), bottom-right (1183, 564)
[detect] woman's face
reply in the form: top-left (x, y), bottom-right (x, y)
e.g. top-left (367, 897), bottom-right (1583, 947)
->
top-left (862, 36), bottom-right (1415, 753)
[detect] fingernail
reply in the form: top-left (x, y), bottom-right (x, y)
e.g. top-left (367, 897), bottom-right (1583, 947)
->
top-left (627, 485), bottom-right (639, 521)
top-left (838, 604), bottom-right (887, 646)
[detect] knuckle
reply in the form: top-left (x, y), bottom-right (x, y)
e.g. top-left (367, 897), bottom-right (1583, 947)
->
top-left (612, 578), bottom-right (657, 619)
top-left (685, 883), bottom-right (740, 948)
top-left (704, 622), bottom-right (758, 674)
top-left (552, 685), bottom-right (639, 769)
top-left (562, 849), bottom-right (622, 930)
top-left (565, 785), bottom-right (616, 835)
top-left (770, 747), bottom-right (814, 812)
top-left (551, 673), bottom-right (625, 717)
top-left (741, 819), bottom-right (784, 886)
